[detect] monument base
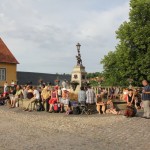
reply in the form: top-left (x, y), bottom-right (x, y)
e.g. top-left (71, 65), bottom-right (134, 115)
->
top-left (70, 65), bottom-right (87, 94)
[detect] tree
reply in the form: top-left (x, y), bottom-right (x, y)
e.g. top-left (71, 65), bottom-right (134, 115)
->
top-left (87, 72), bottom-right (104, 86)
top-left (101, 0), bottom-right (150, 86)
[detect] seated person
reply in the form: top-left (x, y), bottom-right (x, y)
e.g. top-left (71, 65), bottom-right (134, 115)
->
top-left (11, 85), bottom-right (22, 108)
top-left (49, 87), bottom-right (58, 113)
top-left (122, 88), bottom-right (129, 101)
top-left (106, 98), bottom-right (120, 115)
top-left (96, 94), bottom-right (106, 114)
top-left (127, 89), bottom-right (135, 105)
top-left (9, 87), bottom-right (16, 107)
top-left (0, 92), bottom-right (9, 105)
top-left (24, 86), bottom-right (40, 111)
top-left (41, 86), bottom-right (51, 112)
top-left (60, 88), bottom-right (70, 112)
top-left (27, 86), bottom-right (34, 99)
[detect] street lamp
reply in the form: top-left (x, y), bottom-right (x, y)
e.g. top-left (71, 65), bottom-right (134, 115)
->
top-left (76, 43), bottom-right (81, 51)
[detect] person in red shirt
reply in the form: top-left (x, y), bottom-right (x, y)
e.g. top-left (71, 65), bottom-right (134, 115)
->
top-left (49, 87), bottom-right (58, 113)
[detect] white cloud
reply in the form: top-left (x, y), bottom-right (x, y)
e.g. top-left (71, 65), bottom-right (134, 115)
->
top-left (0, 0), bottom-right (130, 74)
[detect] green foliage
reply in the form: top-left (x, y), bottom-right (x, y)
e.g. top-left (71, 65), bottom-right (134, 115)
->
top-left (87, 72), bottom-right (102, 79)
top-left (87, 72), bottom-right (103, 86)
top-left (101, 0), bottom-right (150, 86)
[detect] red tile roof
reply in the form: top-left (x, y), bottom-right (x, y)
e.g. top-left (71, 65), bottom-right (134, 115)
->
top-left (0, 38), bottom-right (19, 64)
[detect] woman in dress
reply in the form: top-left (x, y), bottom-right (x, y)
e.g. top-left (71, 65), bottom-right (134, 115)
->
top-left (49, 87), bottom-right (58, 112)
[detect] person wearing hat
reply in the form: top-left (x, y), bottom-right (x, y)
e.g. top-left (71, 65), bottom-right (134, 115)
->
top-left (60, 88), bottom-right (70, 112)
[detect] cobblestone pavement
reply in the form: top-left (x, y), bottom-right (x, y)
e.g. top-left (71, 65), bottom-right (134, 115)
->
top-left (0, 106), bottom-right (149, 150)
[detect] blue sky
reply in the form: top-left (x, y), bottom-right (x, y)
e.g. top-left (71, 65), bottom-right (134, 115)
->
top-left (0, 0), bottom-right (130, 74)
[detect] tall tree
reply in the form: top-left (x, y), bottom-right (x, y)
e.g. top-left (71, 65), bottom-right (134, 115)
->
top-left (101, 0), bottom-right (150, 86)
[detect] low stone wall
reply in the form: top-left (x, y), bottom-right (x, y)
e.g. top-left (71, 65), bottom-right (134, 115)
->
top-left (19, 99), bottom-right (126, 112)
top-left (114, 102), bottom-right (127, 110)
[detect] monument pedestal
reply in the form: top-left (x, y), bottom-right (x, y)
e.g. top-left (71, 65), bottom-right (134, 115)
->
top-left (71, 65), bottom-right (87, 93)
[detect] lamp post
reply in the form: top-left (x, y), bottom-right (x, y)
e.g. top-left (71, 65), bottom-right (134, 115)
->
top-left (76, 43), bottom-right (82, 66)
top-left (76, 43), bottom-right (81, 51)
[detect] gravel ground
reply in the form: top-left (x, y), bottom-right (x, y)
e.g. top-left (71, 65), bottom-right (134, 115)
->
top-left (0, 106), bottom-right (149, 150)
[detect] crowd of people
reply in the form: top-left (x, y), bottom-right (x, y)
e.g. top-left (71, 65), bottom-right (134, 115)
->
top-left (0, 80), bottom-right (150, 119)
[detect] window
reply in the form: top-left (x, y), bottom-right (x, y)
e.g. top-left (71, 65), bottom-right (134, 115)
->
top-left (0, 68), bottom-right (6, 81)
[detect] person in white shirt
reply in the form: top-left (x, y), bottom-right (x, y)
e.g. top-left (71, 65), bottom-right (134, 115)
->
top-left (11, 80), bottom-right (15, 87)
top-left (24, 86), bottom-right (40, 111)
top-left (86, 86), bottom-right (96, 104)
top-left (4, 81), bottom-right (8, 93)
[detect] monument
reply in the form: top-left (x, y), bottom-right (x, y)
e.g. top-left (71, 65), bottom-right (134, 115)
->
top-left (70, 43), bottom-right (87, 93)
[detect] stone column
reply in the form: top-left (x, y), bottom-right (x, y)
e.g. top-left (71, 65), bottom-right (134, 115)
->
top-left (71, 65), bottom-right (87, 93)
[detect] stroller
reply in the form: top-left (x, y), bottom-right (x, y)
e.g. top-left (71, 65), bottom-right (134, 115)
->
top-left (79, 102), bottom-right (92, 115)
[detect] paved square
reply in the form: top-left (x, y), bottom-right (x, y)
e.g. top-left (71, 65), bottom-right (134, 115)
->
top-left (0, 106), bottom-right (149, 150)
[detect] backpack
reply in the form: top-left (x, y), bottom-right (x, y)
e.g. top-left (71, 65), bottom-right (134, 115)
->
top-left (36, 103), bottom-right (45, 111)
top-left (36, 105), bottom-right (41, 111)
top-left (124, 105), bottom-right (136, 117)
top-left (73, 106), bottom-right (80, 115)
top-left (0, 100), bottom-right (5, 105)
top-left (53, 103), bottom-right (60, 113)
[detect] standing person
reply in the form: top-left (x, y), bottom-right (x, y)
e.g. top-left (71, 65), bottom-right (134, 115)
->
top-left (141, 80), bottom-right (150, 119)
top-left (86, 86), bottom-right (96, 104)
top-left (134, 89), bottom-right (142, 109)
top-left (57, 87), bottom-right (62, 102)
top-left (11, 80), bottom-right (15, 87)
top-left (78, 86), bottom-right (86, 104)
top-left (4, 81), bottom-right (8, 93)
top-left (109, 87), bottom-right (115, 99)
top-left (114, 87), bottom-right (120, 99)
top-left (9, 87), bottom-right (16, 108)
top-left (62, 80), bottom-right (67, 88)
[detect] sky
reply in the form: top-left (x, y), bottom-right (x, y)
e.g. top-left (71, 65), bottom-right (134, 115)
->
top-left (0, 0), bottom-right (130, 74)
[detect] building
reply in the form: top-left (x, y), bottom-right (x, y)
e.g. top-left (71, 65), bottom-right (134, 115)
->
top-left (17, 71), bottom-right (71, 86)
top-left (0, 38), bottom-right (19, 86)
top-left (0, 38), bottom-right (71, 87)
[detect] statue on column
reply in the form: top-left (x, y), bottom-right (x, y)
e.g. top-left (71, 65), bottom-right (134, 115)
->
top-left (76, 44), bottom-right (82, 66)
